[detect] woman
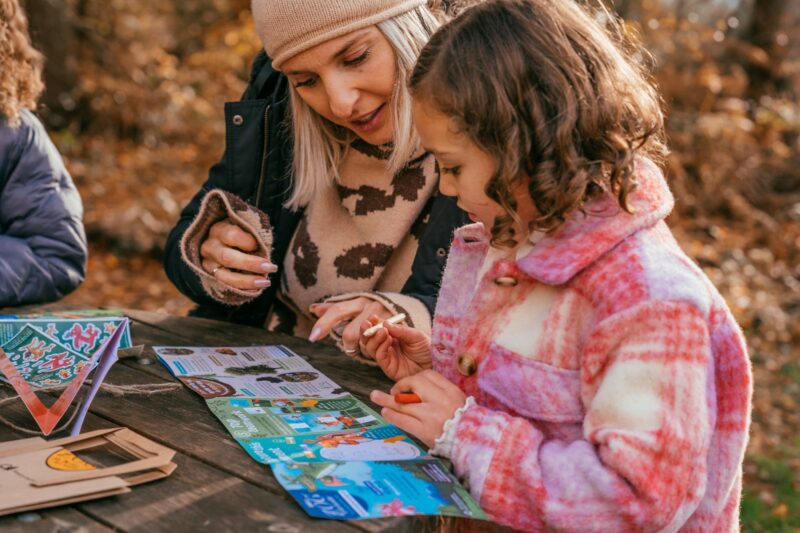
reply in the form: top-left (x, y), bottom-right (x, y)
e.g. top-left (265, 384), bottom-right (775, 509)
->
top-left (164, 0), bottom-right (471, 358)
top-left (0, 0), bottom-right (87, 307)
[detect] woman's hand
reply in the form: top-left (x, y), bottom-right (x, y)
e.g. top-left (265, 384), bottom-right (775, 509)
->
top-left (200, 219), bottom-right (277, 290)
top-left (370, 370), bottom-right (467, 448)
top-left (308, 298), bottom-right (393, 354)
top-left (360, 318), bottom-right (431, 380)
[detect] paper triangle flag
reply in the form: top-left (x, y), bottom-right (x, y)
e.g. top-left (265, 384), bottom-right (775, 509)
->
top-left (0, 318), bottom-right (128, 436)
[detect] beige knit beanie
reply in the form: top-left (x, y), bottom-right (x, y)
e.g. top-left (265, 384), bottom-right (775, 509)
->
top-left (252, 0), bottom-right (427, 69)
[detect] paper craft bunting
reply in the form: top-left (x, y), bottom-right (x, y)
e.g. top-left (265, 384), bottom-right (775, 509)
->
top-left (0, 319), bottom-right (128, 436)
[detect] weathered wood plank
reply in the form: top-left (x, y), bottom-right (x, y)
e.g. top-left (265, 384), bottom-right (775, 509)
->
top-left (0, 508), bottom-right (112, 533)
top-left (0, 386), bottom-right (360, 533)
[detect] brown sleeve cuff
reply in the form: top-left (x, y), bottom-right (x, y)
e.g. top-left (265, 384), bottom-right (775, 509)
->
top-left (180, 189), bottom-right (273, 306)
top-left (321, 291), bottom-right (432, 364)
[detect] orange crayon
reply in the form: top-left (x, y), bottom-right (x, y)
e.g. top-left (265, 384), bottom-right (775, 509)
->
top-left (394, 392), bottom-right (422, 404)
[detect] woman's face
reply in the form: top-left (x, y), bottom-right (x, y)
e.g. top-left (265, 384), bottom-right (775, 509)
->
top-left (282, 27), bottom-right (397, 146)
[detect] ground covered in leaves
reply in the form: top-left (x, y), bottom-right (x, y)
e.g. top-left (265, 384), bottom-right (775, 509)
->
top-left (35, 1), bottom-right (799, 529)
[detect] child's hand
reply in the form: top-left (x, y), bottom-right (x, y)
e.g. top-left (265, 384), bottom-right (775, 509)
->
top-left (370, 370), bottom-right (467, 448)
top-left (359, 316), bottom-right (432, 380)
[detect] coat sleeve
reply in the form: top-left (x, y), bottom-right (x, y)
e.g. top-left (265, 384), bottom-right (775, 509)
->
top-left (163, 52), bottom-right (279, 326)
top-left (163, 159), bottom-right (232, 307)
top-left (0, 111), bottom-right (87, 307)
top-left (446, 301), bottom-right (716, 532)
top-left (163, 151), bottom-right (278, 326)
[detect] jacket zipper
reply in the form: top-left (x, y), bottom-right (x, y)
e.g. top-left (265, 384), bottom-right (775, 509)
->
top-left (255, 105), bottom-right (270, 209)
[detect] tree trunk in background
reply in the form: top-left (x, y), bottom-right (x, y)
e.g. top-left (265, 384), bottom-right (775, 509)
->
top-left (23, 0), bottom-right (78, 129)
top-left (746, 0), bottom-right (789, 97)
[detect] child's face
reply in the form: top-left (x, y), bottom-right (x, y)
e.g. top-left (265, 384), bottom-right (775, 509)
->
top-left (412, 99), bottom-right (535, 231)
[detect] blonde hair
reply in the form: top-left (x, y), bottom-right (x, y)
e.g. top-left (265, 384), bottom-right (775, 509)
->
top-left (285, 5), bottom-right (441, 210)
top-left (0, 0), bottom-right (44, 126)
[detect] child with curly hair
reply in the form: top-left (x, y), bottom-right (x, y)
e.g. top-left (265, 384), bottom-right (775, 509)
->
top-left (361, 1), bottom-right (752, 530)
top-left (0, 0), bottom-right (86, 307)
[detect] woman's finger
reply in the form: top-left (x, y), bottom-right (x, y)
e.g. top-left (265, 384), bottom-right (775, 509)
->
top-left (209, 220), bottom-right (259, 252)
top-left (201, 259), bottom-right (271, 290)
top-left (308, 298), bottom-right (367, 342)
top-left (309, 302), bottom-right (333, 317)
top-left (214, 245), bottom-right (276, 276)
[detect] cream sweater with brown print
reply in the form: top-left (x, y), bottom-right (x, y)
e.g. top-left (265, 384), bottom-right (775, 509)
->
top-left (181, 140), bottom-right (438, 358)
top-left (269, 140), bottom-right (437, 341)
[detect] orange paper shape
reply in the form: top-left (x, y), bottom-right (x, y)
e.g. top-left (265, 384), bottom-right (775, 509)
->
top-left (0, 349), bottom-right (93, 436)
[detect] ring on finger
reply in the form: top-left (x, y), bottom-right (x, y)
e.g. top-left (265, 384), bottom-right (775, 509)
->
top-left (211, 265), bottom-right (223, 276)
top-left (343, 347), bottom-right (358, 355)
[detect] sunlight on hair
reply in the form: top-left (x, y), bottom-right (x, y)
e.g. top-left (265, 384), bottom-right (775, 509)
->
top-left (285, 6), bottom-right (440, 210)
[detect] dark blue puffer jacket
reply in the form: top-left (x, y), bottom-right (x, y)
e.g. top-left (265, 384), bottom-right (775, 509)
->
top-left (0, 109), bottom-right (87, 306)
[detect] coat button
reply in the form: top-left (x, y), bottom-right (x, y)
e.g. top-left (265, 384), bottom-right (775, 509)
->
top-left (457, 354), bottom-right (476, 376)
top-left (493, 276), bottom-right (518, 287)
top-left (232, 114), bottom-right (244, 126)
top-left (436, 248), bottom-right (447, 258)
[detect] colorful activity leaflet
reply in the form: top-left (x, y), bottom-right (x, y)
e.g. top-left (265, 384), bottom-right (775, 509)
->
top-left (272, 459), bottom-right (484, 519)
top-left (241, 425), bottom-right (427, 465)
top-left (0, 319), bottom-right (128, 436)
top-left (155, 345), bottom-right (486, 522)
top-left (154, 345), bottom-right (346, 398)
top-left (208, 396), bottom-right (386, 438)
top-left (207, 396), bottom-right (428, 464)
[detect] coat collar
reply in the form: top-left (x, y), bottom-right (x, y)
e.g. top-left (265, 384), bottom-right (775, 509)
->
top-left (453, 159), bottom-right (674, 286)
top-left (518, 158), bottom-right (673, 285)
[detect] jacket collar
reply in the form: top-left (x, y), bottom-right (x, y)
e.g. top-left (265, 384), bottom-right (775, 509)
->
top-left (514, 158), bottom-right (673, 285)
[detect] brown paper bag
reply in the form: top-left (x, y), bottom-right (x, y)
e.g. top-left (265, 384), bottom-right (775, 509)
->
top-left (0, 427), bottom-right (177, 516)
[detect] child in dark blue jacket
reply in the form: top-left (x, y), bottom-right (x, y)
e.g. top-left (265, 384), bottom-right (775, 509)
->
top-left (0, 0), bottom-right (87, 307)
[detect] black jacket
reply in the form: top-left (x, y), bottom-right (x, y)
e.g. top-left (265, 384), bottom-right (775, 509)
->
top-left (164, 53), bottom-right (469, 327)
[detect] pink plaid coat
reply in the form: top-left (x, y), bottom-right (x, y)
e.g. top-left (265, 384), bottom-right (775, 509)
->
top-left (432, 160), bottom-right (752, 532)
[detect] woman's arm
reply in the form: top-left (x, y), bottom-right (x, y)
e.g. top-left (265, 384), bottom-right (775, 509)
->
top-left (163, 53), bottom-right (289, 325)
top-left (0, 111), bottom-right (87, 307)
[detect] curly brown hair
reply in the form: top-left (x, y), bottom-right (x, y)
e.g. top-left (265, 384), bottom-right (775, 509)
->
top-left (0, 0), bottom-right (44, 126)
top-left (410, 0), bottom-right (667, 247)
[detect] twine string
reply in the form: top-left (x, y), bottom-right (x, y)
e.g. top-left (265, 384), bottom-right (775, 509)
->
top-left (0, 379), bottom-right (181, 435)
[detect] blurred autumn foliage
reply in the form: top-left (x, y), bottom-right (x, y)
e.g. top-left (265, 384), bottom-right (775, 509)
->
top-left (20, 0), bottom-right (800, 529)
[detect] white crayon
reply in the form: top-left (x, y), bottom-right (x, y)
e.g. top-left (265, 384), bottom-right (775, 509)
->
top-left (362, 313), bottom-right (406, 338)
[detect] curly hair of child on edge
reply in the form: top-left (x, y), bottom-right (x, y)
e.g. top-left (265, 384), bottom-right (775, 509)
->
top-left (0, 0), bottom-right (44, 125)
top-left (360, 1), bottom-right (752, 531)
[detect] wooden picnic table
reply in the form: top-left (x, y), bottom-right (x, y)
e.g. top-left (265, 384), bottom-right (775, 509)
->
top-left (0, 308), bottom-right (445, 533)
